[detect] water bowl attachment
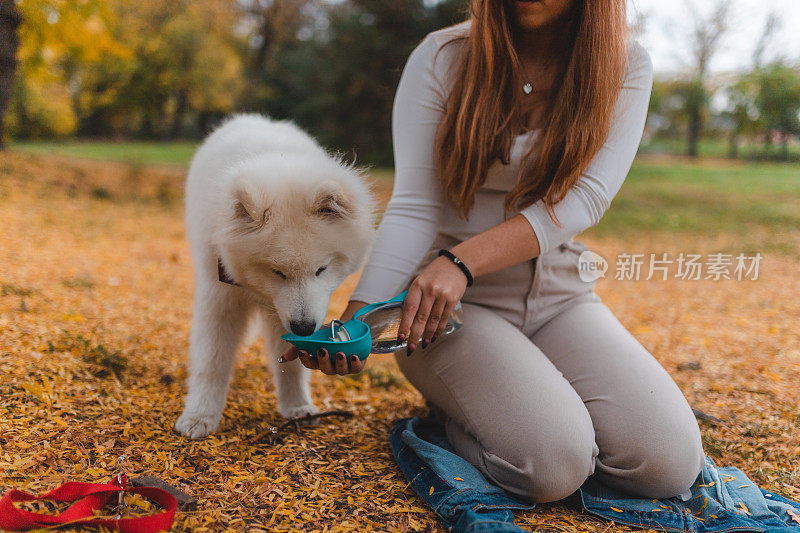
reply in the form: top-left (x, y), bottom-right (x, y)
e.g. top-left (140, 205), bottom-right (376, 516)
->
top-left (280, 291), bottom-right (409, 363)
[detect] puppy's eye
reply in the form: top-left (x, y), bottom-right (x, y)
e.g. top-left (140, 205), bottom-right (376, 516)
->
top-left (317, 206), bottom-right (339, 217)
top-left (315, 266), bottom-right (327, 277)
top-left (272, 269), bottom-right (287, 280)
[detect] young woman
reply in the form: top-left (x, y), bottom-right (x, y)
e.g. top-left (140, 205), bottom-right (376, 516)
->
top-left (283, 0), bottom-right (705, 503)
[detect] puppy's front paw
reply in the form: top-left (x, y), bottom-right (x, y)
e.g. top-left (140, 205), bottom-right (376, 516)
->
top-left (279, 403), bottom-right (320, 425)
top-left (175, 411), bottom-right (222, 439)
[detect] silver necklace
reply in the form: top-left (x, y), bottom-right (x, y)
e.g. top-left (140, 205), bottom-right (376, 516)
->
top-left (521, 58), bottom-right (550, 95)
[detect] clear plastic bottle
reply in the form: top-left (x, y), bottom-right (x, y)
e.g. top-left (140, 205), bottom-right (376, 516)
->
top-left (327, 299), bottom-right (463, 354)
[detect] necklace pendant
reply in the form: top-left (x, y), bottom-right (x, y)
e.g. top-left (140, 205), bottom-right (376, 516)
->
top-left (522, 82), bottom-right (533, 95)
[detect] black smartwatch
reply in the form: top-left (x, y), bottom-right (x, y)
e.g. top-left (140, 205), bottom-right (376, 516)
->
top-left (437, 249), bottom-right (474, 287)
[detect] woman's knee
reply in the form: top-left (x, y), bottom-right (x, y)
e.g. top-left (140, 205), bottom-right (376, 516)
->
top-left (482, 414), bottom-right (598, 503)
top-left (646, 433), bottom-right (705, 498)
top-left (597, 421), bottom-right (705, 499)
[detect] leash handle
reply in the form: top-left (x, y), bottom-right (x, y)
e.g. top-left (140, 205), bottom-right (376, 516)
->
top-left (0, 474), bottom-right (177, 532)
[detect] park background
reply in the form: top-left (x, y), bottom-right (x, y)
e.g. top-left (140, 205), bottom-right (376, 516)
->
top-left (0, 0), bottom-right (798, 531)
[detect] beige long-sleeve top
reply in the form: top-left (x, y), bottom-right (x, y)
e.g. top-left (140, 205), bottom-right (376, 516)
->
top-left (351, 22), bottom-right (653, 305)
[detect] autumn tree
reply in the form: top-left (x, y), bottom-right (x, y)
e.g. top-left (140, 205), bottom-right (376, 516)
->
top-left (85, 0), bottom-right (244, 139)
top-left (10, 0), bottom-right (242, 139)
top-left (10, 0), bottom-right (128, 138)
top-left (8, 0), bottom-right (466, 156)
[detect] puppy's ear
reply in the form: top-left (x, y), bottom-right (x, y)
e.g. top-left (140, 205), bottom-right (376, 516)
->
top-left (231, 183), bottom-right (269, 230)
top-left (312, 181), bottom-right (353, 220)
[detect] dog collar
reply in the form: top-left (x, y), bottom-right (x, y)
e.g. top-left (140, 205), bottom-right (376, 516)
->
top-left (217, 258), bottom-right (240, 286)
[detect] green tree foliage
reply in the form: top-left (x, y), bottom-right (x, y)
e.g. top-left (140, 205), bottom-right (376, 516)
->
top-left (755, 64), bottom-right (800, 159)
top-left (723, 72), bottom-right (759, 158)
top-left (239, 0), bottom-right (317, 111)
top-left (647, 79), bottom-right (709, 141)
top-left (252, 0), bottom-right (467, 164)
top-left (721, 63), bottom-right (800, 161)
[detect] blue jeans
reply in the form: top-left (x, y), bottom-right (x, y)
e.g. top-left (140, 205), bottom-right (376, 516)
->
top-left (391, 416), bottom-right (800, 533)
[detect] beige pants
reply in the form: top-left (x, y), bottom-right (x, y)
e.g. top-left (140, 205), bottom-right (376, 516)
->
top-left (396, 239), bottom-right (705, 503)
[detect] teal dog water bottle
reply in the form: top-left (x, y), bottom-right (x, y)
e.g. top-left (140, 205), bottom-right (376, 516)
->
top-left (281, 290), bottom-right (463, 362)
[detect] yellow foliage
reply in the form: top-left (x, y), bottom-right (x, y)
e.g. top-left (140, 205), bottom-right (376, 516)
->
top-left (11, 0), bottom-right (130, 137)
top-left (10, 0), bottom-right (243, 138)
top-left (8, 63), bottom-right (77, 136)
top-left (2, 152), bottom-right (799, 531)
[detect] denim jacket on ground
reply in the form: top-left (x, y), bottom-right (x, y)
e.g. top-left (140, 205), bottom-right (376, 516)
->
top-left (390, 417), bottom-right (800, 533)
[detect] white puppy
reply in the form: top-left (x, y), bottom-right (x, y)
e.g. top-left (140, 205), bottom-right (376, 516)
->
top-left (175, 114), bottom-right (376, 439)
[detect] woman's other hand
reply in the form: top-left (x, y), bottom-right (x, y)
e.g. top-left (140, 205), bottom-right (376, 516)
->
top-left (398, 255), bottom-right (468, 355)
top-left (280, 345), bottom-right (366, 375)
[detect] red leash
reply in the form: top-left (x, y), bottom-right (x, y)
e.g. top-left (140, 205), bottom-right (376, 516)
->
top-left (0, 474), bottom-right (177, 532)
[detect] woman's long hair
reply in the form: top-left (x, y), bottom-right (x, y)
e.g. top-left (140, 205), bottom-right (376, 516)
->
top-left (434, 0), bottom-right (628, 221)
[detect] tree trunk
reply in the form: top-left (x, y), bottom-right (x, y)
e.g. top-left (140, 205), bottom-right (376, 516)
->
top-left (687, 111), bottom-right (701, 158)
top-left (170, 89), bottom-right (188, 139)
top-left (0, 1), bottom-right (22, 149)
top-left (197, 111), bottom-right (214, 138)
top-left (727, 129), bottom-right (739, 159)
top-left (239, 9), bottom-right (274, 110)
top-left (781, 132), bottom-right (789, 161)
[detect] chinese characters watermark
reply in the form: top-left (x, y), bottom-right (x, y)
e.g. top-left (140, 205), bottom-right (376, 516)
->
top-left (578, 251), bottom-right (762, 282)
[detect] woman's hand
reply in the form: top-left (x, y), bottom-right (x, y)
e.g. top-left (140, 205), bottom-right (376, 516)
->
top-left (280, 346), bottom-right (366, 375)
top-left (279, 299), bottom-right (369, 375)
top-left (398, 255), bottom-right (468, 355)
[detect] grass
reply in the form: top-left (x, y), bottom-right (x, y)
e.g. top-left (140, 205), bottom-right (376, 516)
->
top-left (12, 136), bottom-right (800, 166)
top-left (0, 148), bottom-right (798, 531)
top-left (11, 140), bottom-right (199, 166)
top-left (7, 137), bottom-right (800, 253)
top-left (640, 136), bottom-right (800, 161)
top-left (588, 156), bottom-right (800, 257)
top-left (7, 137), bottom-right (800, 257)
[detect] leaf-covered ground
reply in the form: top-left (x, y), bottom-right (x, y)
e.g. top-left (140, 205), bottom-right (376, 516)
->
top-left (1, 151), bottom-right (798, 532)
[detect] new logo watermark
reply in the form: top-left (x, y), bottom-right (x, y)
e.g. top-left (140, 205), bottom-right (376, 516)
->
top-left (578, 250), bottom-right (609, 282)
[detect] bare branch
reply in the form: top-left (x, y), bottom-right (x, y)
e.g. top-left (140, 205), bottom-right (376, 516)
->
top-left (684, 0), bottom-right (731, 78)
top-left (752, 10), bottom-right (780, 69)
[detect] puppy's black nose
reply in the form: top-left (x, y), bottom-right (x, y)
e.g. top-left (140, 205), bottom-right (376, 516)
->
top-left (289, 320), bottom-right (316, 336)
